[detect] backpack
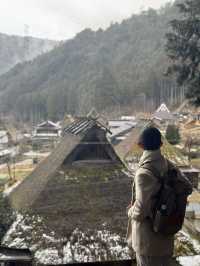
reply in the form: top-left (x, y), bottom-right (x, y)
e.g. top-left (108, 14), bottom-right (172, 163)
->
top-left (142, 161), bottom-right (192, 236)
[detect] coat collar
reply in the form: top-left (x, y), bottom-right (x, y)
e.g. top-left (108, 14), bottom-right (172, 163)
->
top-left (139, 149), bottom-right (162, 167)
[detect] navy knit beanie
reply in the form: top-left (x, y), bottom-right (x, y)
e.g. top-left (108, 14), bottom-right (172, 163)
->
top-left (138, 127), bottom-right (162, 150)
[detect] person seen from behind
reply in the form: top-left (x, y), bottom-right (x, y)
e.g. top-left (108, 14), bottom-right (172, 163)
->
top-left (126, 126), bottom-right (192, 266)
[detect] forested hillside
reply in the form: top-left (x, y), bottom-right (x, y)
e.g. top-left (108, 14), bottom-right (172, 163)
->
top-left (0, 2), bottom-right (182, 122)
top-left (0, 33), bottom-right (58, 75)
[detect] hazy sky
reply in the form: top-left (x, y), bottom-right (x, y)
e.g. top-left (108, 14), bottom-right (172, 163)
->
top-left (0, 0), bottom-right (172, 40)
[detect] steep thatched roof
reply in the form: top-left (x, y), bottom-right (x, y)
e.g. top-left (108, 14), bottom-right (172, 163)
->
top-left (6, 119), bottom-right (132, 265)
top-left (114, 123), bottom-right (142, 159)
top-left (115, 120), bottom-right (189, 167)
top-left (9, 118), bottom-right (124, 211)
top-left (152, 103), bottom-right (174, 121)
top-left (9, 133), bottom-right (81, 210)
top-left (184, 119), bottom-right (200, 130)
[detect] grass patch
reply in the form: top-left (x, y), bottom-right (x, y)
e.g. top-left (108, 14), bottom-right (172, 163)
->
top-left (0, 174), bottom-right (8, 180)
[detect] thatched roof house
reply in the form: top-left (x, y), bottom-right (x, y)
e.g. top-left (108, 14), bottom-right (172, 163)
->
top-left (152, 103), bottom-right (174, 122)
top-left (6, 118), bottom-right (132, 264)
top-left (115, 120), bottom-right (199, 188)
top-left (116, 121), bottom-right (187, 165)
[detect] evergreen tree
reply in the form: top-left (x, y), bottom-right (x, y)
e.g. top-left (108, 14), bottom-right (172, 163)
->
top-left (165, 124), bottom-right (181, 145)
top-left (166, 0), bottom-right (200, 106)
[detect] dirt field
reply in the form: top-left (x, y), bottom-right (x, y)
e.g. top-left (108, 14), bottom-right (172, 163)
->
top-left (0, 153), bottom-right (49, 190)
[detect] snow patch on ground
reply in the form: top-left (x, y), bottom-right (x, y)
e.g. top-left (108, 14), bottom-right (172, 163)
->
top-left (178, 256), bottom-right (200, 266)
top-left (3, 181), bottom-right (21, 196)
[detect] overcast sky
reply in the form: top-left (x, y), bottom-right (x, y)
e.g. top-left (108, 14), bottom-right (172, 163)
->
top-left (0, 0), bottom-right (172, 40)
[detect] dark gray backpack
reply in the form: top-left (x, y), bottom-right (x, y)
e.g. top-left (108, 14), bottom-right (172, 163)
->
top-left (142, 162), bottom-right (192, 235)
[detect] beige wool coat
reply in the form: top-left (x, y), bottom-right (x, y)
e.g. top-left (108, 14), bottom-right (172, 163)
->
top-left (127, 149), bottom-right (192, 256)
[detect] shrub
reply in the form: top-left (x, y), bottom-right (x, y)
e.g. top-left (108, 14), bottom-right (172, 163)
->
top-left (165, 124), bottom-right (181, 145)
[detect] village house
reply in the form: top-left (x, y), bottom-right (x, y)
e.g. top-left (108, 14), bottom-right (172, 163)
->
top-left (0, 131), bottom-right (9, 149)
top-left (184, 116), bottom-right (200, 143)
top-left (108, 116), bottom-right (137, 145)
top-left (189, 107), bottom-right (200, 121)
top-left (115, 120), bottom-right (200, 188)
top-left (32, 120), bottom-right (62, 149)
top-left (151, 103), bottom-right (175, 126)
top-left (33, 120), bottom-right (61, 139)
top-left (5, 117), bottom-right (132, 265)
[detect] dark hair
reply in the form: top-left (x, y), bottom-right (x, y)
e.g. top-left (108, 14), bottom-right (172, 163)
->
top-left (138, 127), bottom-right (162, 150)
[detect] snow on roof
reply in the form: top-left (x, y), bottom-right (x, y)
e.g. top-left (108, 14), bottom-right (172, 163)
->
top-left (121, 116), bottom-right (136, 121)
top-left (108, 120), bottom-right (137, 138)
top-left (156, 103), bottom-right (171, 113)
top-left (37, 120), bottom-right (61, 129)
top-left (3, 215), bottom-right (130, 264)
top-left (152, 103), bottom-right (174, 121)
top-left (33, 133), bottom-right (60, 137)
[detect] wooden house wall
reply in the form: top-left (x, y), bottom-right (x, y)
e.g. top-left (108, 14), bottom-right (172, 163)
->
top-left (36, 128), bottom-right (59, 134)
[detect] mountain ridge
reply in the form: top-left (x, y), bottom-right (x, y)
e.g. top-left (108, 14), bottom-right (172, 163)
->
top-left (0, 32), bottom-right (58, 76)
top-left (0, 1), bottom-right (181, 121)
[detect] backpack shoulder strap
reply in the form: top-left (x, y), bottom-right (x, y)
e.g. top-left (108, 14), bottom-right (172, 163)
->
top-left (140, 164), bottom-right (162, 182)
top-left (140, 158), bottom-right (170, 183)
